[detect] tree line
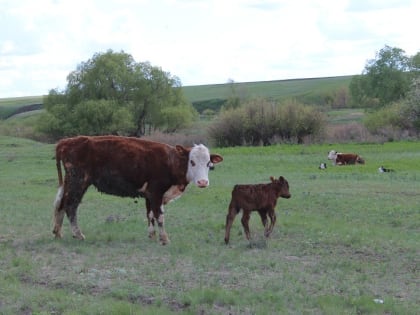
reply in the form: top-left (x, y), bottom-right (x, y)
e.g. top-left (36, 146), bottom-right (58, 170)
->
top-left (37, 46), bottom-right (420, 145)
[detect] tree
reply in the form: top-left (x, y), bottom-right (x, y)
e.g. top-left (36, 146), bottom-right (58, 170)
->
top-left (38, 50), bottom-right (196, 139)
top-left (350, 45), bottom-right (412, 107)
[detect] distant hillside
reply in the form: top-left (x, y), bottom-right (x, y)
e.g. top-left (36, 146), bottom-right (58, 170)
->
top-left (0, 76), bottom-right (354, 118)
top-left (0, 96), bottom-right (44, 119)
top-left (182, 75), bottom-right (354, 112)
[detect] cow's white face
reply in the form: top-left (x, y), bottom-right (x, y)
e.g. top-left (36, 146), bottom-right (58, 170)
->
top-left (327, 150), bottom-right (337, 160)
top-left (186, 144), bottom-right (213, 188)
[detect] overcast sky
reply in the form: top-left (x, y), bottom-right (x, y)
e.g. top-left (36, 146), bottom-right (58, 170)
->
top-left (1, 0), bottom-right (419, 98)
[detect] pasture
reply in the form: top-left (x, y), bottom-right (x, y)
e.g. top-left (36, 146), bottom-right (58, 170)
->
top-left (0, 136), bottom-right (419, 314)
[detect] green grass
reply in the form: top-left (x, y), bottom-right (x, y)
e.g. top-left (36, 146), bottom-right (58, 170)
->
top-left (327, 108), bottom-right (365, 125)
top-left (0, 136), bottom-right (419, 314)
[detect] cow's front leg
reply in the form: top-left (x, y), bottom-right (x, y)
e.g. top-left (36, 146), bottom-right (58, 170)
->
top-left (146, 199), bottom-right (156, 239)
top-left (157, 207), bottom-right (169, 245)
top-left (149, 197), bottom-right (169, 245)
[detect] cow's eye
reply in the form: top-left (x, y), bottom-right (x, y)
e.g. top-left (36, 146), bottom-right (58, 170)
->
top-left (190, 160), bottom-right (196, 167)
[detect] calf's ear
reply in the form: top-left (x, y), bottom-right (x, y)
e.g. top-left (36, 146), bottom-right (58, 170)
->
top-left (210, 154), bottom-right (223, 164)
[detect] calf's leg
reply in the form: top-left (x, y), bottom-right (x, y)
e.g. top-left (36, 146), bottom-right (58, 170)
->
top-left (224, 202), bottom-right (238, 244)
top-left (257, 210), bottom-right (269, 235)
top-left (265, 209), bottom-right (276, 237)
top-left (241, 210), bottom-right (251, 240)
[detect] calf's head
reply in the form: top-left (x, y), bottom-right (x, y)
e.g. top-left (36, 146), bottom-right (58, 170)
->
top-left (180, 144), bottom-right (223, 188)
top-left (270, 176), bottom-right (291, 199)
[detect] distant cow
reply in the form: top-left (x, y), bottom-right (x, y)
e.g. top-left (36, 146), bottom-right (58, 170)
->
top-left (224, 176), bottom-right (291, 244)
top-left (52, 136), bottom-right (223, 245)
top-left (328, 150), bottom-right (365, 165)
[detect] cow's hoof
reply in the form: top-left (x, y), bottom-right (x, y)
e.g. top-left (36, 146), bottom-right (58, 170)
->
top-left (72, 233), bottom-right (85, 240)
top-left (159, 233), bottom-right (170, 245)
top-left (148, 231), bottom-right (156, 239)
top-left (53, 231), bottom-right (63, 239)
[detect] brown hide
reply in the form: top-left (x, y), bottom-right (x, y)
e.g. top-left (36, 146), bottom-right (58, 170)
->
top-left (56, 135), bottom-right (189, 198)
top-left (336, 153), bottom-right (365, 165)
top-left (224, 176), bottom-right (291, 244)
top-left (52, 135), bottom-right (223, 244)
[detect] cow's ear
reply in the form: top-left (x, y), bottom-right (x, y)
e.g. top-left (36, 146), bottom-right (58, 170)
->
top-left (175, 145), bottom-right (189, 155)
top-left (270, 176), bottom-right (275, 182)
top-left (210, 154), bottom-right (223, 164)
top-left (279, 176), bottom-right (285, 182)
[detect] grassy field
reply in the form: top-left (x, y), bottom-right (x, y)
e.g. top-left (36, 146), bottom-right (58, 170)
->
top-left (0, 136), bottom-right (418, 314)
top-left (182, 76), bottom-right (353, 103)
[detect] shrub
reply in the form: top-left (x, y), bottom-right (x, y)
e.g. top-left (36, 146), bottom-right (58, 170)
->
top-left (208, 98), bottom-right (326, 147)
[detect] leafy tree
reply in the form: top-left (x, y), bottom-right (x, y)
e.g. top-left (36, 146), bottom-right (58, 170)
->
top-left (410, 52), bottom-right (420, 72)
top-left (350, 45), bottom-right (412, 107)
top-left (38, 50), bottom-right (196, 139)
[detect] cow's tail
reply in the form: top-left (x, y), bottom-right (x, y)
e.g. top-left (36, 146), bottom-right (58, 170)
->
top-left (53, 147), bottom-right (64, 211)
top-left (56, 147), bottom-right (64, 187)
top-left (52, 147), bottom-right (65, 237)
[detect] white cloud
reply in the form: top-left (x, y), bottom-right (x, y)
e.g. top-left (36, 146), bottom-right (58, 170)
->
top-left (0, 0), bottom-right (419, 97)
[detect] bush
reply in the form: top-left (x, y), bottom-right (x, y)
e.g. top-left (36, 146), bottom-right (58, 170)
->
top-left (208, 98), bottom-right (325, 147)
top-left (363, 101), bottom-right (419, 140)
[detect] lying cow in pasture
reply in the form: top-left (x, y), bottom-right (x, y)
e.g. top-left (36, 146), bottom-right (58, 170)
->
top-left (52, 135), bottom-right (223, 245)
top-left (224, 176), bottom-right (291, 244)
top-left (327, 150), bottom-right (365, 165)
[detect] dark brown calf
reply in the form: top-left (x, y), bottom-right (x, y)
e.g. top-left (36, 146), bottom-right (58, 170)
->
top-left (224, 176), bottom-right (291, 244)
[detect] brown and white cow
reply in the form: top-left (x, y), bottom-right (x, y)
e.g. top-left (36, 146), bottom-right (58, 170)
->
top-left (327, 150), bottom-right (365, 165)
top-left (224, 176), bottom-right (291, 244)
top-left (52, 135), bottom-right (223, 245)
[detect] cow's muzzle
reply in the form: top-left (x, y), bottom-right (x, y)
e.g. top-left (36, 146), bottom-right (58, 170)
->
top-left (196, 179), bottom-right (209, 188)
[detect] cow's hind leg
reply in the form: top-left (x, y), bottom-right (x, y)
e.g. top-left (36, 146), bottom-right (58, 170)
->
top-left (55, 169), bottom-right (89, 240)
top-left (52, 186), bottom-right (65, 238)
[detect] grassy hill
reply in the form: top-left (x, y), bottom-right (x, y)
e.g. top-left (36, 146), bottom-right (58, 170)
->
top-left (0, 95), bottom-right (43, 119)
top-left (182, 75), bottom-right (353, 103)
